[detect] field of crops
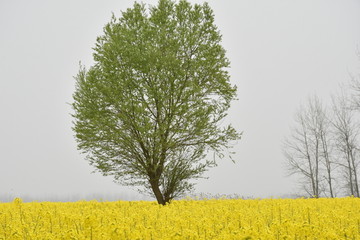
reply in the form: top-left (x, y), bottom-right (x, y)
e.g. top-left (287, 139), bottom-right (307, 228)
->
top-left (1, 197), bottom-right (359, 239)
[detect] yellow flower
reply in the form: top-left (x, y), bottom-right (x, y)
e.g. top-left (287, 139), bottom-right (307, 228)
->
top-left (0, 197), bottom-right (359, 239)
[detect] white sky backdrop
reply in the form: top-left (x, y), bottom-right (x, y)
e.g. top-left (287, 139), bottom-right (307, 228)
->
top-left (0, 0), bottom-right (359, 201)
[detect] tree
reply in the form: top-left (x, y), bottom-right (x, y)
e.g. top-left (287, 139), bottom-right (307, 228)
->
top-left (314, 98), bottom-right (335, 197)
top-left (331, 89), bottom-right (360, 197)
top-left (283, 96), bottom-right (335, 197)
top-left (72, 0), bottom-right (240, 205)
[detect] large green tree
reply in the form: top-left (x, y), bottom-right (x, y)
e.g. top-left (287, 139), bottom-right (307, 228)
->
top-left (72, 0), bottom-right (240, 205)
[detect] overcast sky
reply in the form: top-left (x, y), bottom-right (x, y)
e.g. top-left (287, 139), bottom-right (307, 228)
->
top-left (0, 0), bottom-right (359, 201)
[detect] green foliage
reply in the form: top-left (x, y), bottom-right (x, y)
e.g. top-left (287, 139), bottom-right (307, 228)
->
top-left (72, 0), bottom-right (240, 204)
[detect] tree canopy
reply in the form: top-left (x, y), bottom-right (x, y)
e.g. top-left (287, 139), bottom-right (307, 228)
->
top-left (72, 0), bottom-right (240, 205)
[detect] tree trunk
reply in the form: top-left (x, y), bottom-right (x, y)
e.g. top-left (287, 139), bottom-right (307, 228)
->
top-left (150, 179), bottom-right (165, 205)
top-left (350, 150), bottom-right (360, 197)
top-left (327, 166), bottom-right (334, 198)
top-left (303, 130), bottom-right (316, 198)
top-left (315, 139), bottom-right (319, 198)
top-left (347, 150), bottom-right (354, 196)
top-left (321, 135), bottom-right (334, 197)
top-left (324, 156), bottom-right (334, 198)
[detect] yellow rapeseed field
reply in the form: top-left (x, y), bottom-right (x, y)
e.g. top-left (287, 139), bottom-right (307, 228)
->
top-left (0, 197), bottom-right (359, 239)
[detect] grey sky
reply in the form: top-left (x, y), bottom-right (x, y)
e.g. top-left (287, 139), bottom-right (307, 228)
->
top-left (0, 0), bottom-right (359, 201)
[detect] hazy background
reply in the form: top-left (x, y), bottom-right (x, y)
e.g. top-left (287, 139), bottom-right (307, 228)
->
top-left (0, 0), bottom-right (359, 201)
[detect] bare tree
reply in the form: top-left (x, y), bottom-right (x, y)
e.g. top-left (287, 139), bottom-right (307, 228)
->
top-left (283, 107), bottom-right (319, 197)
top-left (283, 96), bottom-right (334, 197)
top-left (331, 89), bottom-right (360, 197)
top-left (316, 99), bottom-right (336, 198)
top-left (283, 96), bottom-right (335, 197)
